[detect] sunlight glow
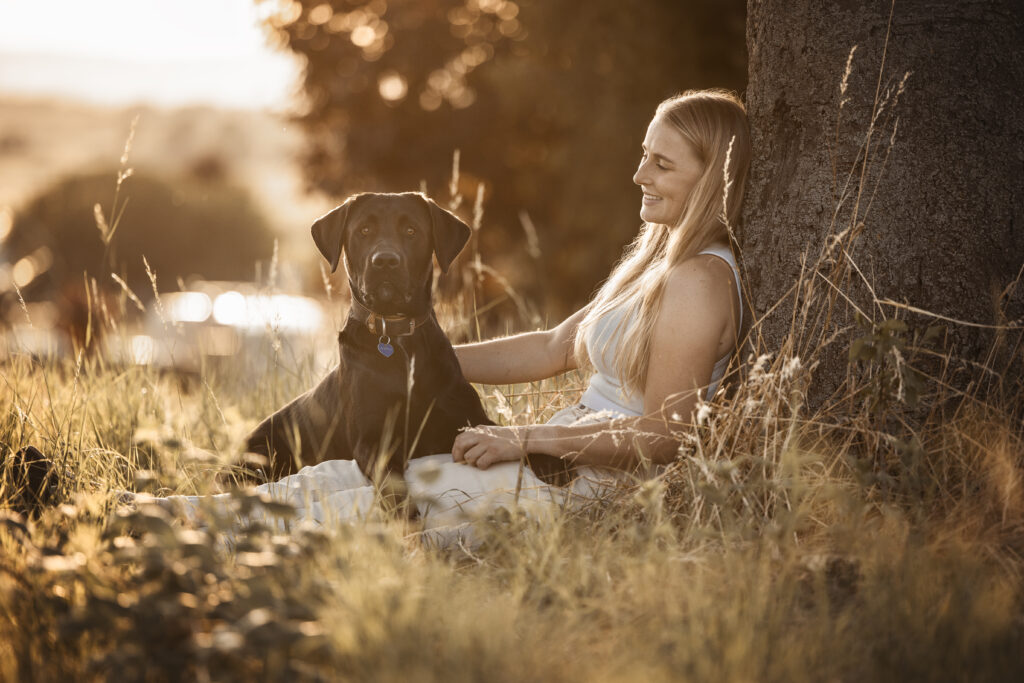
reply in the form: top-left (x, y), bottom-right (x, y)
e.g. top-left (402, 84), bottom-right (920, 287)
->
top-left (130, 335), bottom-right (155, 364)
top-left (0, 0), bottom-right (300, 108)
top-left (212, 292), bottom-right (325, 333)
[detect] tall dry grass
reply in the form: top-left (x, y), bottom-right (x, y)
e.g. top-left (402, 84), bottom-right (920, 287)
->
top-left (2, 47), bottom-right (1023, 683)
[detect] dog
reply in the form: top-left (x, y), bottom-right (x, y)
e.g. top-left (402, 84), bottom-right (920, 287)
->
top-left (243, 192), bottom-right (495, 496)
top-left (2, 193), bottom-right (570, 520)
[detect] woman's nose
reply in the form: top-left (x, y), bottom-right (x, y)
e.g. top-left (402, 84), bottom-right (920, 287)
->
top-left (633, 161), bottom-right (648, 186)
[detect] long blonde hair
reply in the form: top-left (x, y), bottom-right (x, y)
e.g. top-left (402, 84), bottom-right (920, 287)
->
top-left (573, 89), bottom-right (751, 397)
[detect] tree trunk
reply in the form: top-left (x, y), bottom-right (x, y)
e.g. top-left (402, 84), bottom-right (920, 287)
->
top-left (741, 0), bottom-right (1024, 402)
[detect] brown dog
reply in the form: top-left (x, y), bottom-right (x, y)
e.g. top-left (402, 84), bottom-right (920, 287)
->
top-left (243, 193), bottom-right (492, 491)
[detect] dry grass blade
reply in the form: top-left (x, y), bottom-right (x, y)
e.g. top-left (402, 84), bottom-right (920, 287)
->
top-left (143, 255), bottom-right (166, 327)
top-left (110, 273), bottom-right (145, 313)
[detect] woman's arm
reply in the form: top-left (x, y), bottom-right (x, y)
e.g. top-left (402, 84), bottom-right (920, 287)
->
top-left (453, 257), bottom-right (734, 469)
top-left (454, 307), bottom-right (588, 385)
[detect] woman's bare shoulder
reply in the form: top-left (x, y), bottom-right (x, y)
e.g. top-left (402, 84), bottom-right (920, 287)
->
top-left (662, 253), bottom-right (736, 306)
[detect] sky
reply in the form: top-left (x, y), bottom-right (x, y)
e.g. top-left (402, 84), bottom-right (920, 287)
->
top-left (0, 0), bottom-right (300, 109)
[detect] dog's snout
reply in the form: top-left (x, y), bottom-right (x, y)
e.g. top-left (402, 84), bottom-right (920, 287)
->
top-left (371, 250), bottom-right (401, 269)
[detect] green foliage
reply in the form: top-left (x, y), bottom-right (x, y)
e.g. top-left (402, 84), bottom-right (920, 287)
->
top-left (845, 314), bottom-right (955, 505)
top-left (849, 313), bottom-right (942, 415)
top-left (6, 169), bottom-right (275, 303)
top-left (263, 0), bottom-right (745, 312)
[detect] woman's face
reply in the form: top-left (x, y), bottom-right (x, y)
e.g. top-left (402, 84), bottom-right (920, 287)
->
top-left (633, 115), bottom-right (704, 226)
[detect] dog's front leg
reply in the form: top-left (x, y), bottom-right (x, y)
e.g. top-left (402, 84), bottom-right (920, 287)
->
top-left (242, 369), bottom-right (352, 483)
top-left (243, 390), bottom-right (326, 481)
top-left (243, 407), bottom-right (301, 482)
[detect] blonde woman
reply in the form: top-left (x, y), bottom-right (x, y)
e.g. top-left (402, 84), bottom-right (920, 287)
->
top-left (451, 89), bottom-right (749, 481)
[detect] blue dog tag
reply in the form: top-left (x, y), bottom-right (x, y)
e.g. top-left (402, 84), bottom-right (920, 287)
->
top-left (377, 336), bottom-right (394, 358)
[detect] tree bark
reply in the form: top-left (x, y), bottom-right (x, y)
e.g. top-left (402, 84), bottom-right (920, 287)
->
top-left (741, 0), bottom-right (1024, 401)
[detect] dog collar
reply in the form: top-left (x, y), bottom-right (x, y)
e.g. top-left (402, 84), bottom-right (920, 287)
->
top-left (347, 297), bottom-right (431, 338)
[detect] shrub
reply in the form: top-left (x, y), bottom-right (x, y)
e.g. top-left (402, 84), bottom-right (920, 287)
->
top-left (5, 169), bottom-right (276, 304)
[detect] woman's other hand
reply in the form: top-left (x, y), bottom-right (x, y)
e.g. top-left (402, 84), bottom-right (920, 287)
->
top-left (452, 426), bottom-right (526, 469)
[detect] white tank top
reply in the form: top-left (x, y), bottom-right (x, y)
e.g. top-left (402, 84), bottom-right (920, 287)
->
top-left (578, 244), bottom-right (743, 417)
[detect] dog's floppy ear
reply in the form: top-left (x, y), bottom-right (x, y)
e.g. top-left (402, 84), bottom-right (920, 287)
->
top-left (423, 196), bottom-right (471, 273)
top-left (311, 195), bottom-right (361, 273)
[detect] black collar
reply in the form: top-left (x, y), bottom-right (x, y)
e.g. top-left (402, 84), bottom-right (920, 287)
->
top-left (347, 297), bottom-right (431, 338)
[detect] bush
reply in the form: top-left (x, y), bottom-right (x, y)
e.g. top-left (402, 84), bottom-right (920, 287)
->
top-left (5, 169), bottom-right (276, 303)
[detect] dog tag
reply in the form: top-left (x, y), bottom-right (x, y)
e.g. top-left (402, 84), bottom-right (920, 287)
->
top-left (377, 336), bottom-right (394, 358)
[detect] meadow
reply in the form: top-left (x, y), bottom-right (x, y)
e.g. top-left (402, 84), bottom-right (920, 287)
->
top-left (2, 95), bottom-right (1023, 683)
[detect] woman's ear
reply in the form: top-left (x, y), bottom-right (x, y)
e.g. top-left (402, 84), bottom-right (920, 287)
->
top-left (311, 194), bottom-right (362, 273)
top-left (422, 196), bottom-right (471, 273)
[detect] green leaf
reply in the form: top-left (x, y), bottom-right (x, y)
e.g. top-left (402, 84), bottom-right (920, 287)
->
top-left (924, 324), bottom-right (944, 343)
top-left (849, 338), bottom-right (865, 362)
top-left (880, 319), bottom-right (908, 334)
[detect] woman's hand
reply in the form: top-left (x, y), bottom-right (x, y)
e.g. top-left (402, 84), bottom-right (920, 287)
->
top-left (452, 425), bottom-right (527, 470)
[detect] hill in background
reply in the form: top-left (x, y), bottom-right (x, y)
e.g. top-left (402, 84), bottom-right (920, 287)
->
top-left (0, 95), bottom-right (331, 267)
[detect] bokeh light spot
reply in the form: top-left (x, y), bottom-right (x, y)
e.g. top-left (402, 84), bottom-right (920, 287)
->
top-left (11, 258), bottom-right (36, 288)
top-left (10, 247), bottom-right (50, 288)
top-left (213, 291), bottom-right (247, 326)
top-left (0, 207), bottom-right (12, 242)
top-left (498, 18), bottom-right (520, 37)
top-left (308, 3), bottom-right (333, 26)
top-left (497, 2), bottom-right (519, 20)
top-left (165, 291), bottom-right (213, 323)
top-left (351, 25), bottom-right (376, 48)
top-left (450, 86), bottom-right (476, 109)
top-left (378, 72), bottom-right (408, 102)
top-left (419, 89), bottom-right (442, 111)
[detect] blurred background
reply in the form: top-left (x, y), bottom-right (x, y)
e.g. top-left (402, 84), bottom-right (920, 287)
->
top-left (0, 0), bottom-right (744, 372)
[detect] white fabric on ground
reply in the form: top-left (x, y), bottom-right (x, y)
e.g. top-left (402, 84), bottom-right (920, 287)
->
top-left (165, 404), bottom-right (629, 545)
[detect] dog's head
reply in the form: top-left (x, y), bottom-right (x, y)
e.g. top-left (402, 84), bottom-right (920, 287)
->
top-left (311, 192), bottom-right (471, 316)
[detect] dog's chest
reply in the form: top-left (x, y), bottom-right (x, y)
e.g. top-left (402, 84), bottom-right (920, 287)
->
top-left (338, 338), bottom-right (458, 412)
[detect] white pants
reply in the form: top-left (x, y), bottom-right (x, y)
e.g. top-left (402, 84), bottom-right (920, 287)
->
top-left (167, 405), bottom-right (628, 545)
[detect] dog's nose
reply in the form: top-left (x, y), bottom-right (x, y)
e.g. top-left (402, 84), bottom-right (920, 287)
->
top-left (371, 250), bottom-right (401, 269)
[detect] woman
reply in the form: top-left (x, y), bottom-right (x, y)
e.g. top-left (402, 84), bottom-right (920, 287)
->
top-left (171, 88), bottom-right (751, 539)
top-left (450, 88), bottom-right (749, 478)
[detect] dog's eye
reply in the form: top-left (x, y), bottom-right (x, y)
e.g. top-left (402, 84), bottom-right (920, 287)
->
top-left (405, 227), bottom-right (416, 236)
top-left (359, 226), bottom-right (370, 235)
